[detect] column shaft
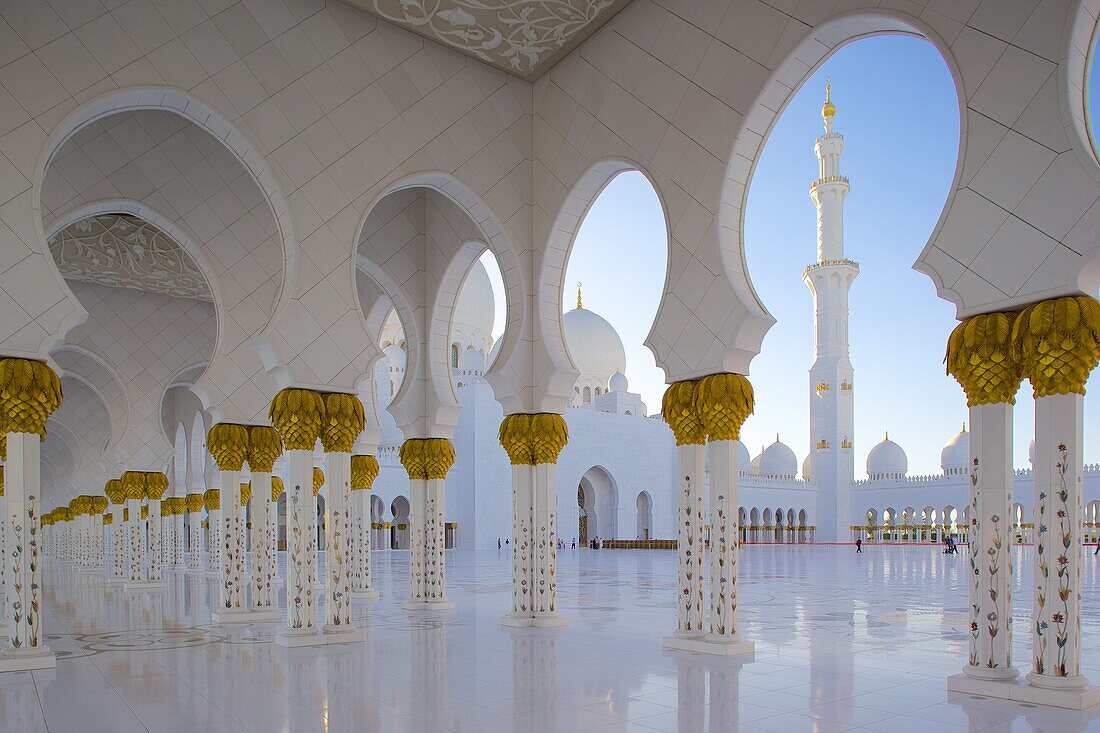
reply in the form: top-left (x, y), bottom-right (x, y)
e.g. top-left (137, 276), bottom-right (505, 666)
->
top-left (285, 449), bottom-right (317, 630)
top-left (350, 489), bottom-right (376, 598)
top-left (147, 500), bottom-right (162, 582)
top-left (675, 443), bottom-right (705, 636)
top-left (708, 439), bottom-right (746, 645)
top-left (509, 464), bottom-right (534, 618)
top-left (220, 473), bottom-right (244, 611)
top-left (324, 451), bottom-right (353, 631)
top-left (2, 433), bottom-right (49, 659)
top-left (965, 402), bottom-right (1016, 679)
top-left (125, 498), bottom-right (144, 583)
top-left (408, 478), bottom-right (427, 602)
top-left (251, 473), bottom-right (276, 611)
top-left (1029, 393), bottom-right (1087, 689)
top-left (533, 462), bottom-right (558, 619)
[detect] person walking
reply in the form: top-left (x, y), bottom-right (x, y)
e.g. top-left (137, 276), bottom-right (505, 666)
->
top-left (855, 538), bottom-right (862, 553)
top-left (497, 538), bottom-right (501, 550)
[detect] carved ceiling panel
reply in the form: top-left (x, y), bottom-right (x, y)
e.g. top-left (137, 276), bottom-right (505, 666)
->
top-left (345, 0), bottom-right (633, 79)
top-left (49, 215), bottom-right (212, 302)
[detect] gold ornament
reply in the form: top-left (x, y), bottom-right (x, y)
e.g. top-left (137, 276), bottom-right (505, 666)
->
top-left (694, 373), bottom-right (753, 442)
top-left (321, 392), bottom-right (365, 453)
top-left (271, 475), bottom-right (284, 503)
top-left (531, 413), bottom-right (568, 464)
top-left (248, 426), bottom-right (283, 472)
top-left (203, 489), bottom-right (220, 511)
top-left (0, 433), bottom-right (6, 460)
top-left (122, 471), bottom-right (145, 501)
top-left (207, 423), bottom-right (250, 471)
top-left (269, 388), bottom-right (325, 451)
top-left (103, 513), bottom-right (112, 526)
top-left (240, 481), bottom-right (251, 506)
top-left (160, 501), bottom-right (171, 517)
top-left (661, 380), bottom-right (704, 446)
top-left (185, 493), bottom-right (204, 513)
top-left (1012, 295), bottom-right (1100, 397)
top-left (123, 508), bottom-right (129, 522)
top-left (498, 414), bottom-right (531, 464)
top-left (312, 467), bottom-right (324, 497)
top-left (144, 472), bottom-right (169, 500)
top-left (399, 438), bottom-right (456, 480)
top-left (105, 478), bottom-right (125, 504)
top-left (91, 496), bottom-right (108, 514)
top-left (141, 505), bottom-right (148, 520)
top-left (946, 311), bottom-right (1023, 406)
top-left (0, 358), bottom-right (62, 437)
top-left (351, 454), bottom-right (379, 490)
top-left (0, 465), bottom-right (4, 497)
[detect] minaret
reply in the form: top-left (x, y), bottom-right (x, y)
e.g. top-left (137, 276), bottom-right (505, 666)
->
top-left (803, 80), bottom-right (859, 543)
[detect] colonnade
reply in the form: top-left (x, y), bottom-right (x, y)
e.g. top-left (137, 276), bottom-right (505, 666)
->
top-left (946, 296), bottom-right (1100, 708)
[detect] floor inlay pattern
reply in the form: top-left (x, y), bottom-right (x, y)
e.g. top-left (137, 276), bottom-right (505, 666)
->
top-left (4, 546), bottom-right (1100, 732)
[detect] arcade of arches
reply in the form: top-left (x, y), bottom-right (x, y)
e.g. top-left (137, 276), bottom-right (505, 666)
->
top-left (5, 0), bottom-right (1100, 729)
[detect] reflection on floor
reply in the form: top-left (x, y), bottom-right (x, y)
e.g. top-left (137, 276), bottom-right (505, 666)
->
top-left (4, 545), bottom-right (1100, 732)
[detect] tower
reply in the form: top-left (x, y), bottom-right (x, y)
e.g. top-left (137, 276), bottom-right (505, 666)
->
top-left (803, 81), bottom-right (859, 542)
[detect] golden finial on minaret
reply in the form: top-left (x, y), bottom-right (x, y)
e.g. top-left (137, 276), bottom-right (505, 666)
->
top-left (822, 77), bottom-right (836, 120)
top-left (576, 281), bottom-right (583, 310)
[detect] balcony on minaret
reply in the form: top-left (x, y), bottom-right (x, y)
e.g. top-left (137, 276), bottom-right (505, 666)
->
top-left (840, 380), bottom-right (853, 393)
top-left (840, 437), bottom-right (853, 450)
top-left (815, 381), bottom-right (829, 397)
top-left (816, 438), bottom-right (830, 451)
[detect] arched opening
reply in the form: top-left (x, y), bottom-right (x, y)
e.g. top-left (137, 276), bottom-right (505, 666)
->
top-left (370, 495), bottom-right (386, 550)
top-left (316, 493), bottom-right (327, 552)
top-left (635, 491), bottom-right (653, 540)
top-left (277, 493), bottom-right (288, 552)
top-left (391, 496), bottom-right (410, 550)
top-left (553, 170), bottom-right (668, 416)
top-left (191, 412), bottom-right (207, 490)
top-left (737, 33), bottom-right (961, 481)
top-left (578, 466), bottom-right (619, 543)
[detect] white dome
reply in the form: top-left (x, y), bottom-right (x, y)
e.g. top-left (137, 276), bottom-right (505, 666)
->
top-left (453, 260), bottom-right (495, 337)
top-left (564, 305), bottom-right (626, 383)
top-left (759, 437), bottom-right (797, 477)
top-left (867, 433), bottom-right (907, 478)
top-left (749, 447), bottom-right (763, 475)
top-left (941, 423), bottom-right (969, 475)
top-left (737, 441), bottom-right (751, 470)
top-left (459, 347), bottom-right (485, 372)
top-left (609, 371), bottom-right (628, 393)
top-left (802, 454), bottom-right (812, 481)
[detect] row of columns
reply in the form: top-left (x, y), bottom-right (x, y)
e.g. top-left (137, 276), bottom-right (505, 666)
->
top-left (946, 296), bottom-right (1100, 708)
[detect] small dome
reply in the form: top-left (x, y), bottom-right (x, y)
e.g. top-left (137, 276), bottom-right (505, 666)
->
top-left (759, 436), bottom-right (797, 477)
top-left (941, 423), bottom-right (969, 475)
top-left (453, 260), bottom-right (495, 338)
top-left (802, 454), bottom-right (812, 481)
top-left (609, 371), bottom-right (628, 393)
top-left (867, 433), bottom-right (907, 479)
top-left (749, 446), bottom-right (763, 475)
top-left (564, 303), bottom-right (626, 384)
top-left (737, 441), bottom-right (751, 470)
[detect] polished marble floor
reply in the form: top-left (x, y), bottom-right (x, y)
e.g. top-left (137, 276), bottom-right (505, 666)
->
top-left (5, 545), bottom-right (1100, 732)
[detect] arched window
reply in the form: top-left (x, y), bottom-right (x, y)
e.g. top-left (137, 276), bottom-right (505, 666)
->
top-left (583, 386), bottom-right (591, 403)
top-left (451, 343), bottom-right (459, 368)
top-left (594, 386), bottom-right (601, 396)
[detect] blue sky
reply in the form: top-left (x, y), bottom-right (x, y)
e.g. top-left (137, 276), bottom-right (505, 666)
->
top-left (481, 34), bottom-right (1100, 477)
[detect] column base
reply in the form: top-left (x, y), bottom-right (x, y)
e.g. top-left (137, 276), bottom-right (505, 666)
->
top-left (960, 664), bottom-right (1019, 682)
top-left (500, 613), bottom-right (570, 628)
top-left (322, 625), bottom-right (364, 644)
top-left (245, 608), bottom-right (282, 622)
top-left (948, 673), bottom-right (1100, 710)
top-left (662, 633), bottom-right (755, 657)
top-left (402, 599), bottom-right (455, 612)
top-left (211, 608), bottom-right (281, 624)
top-left (274, 628), bottom-right (326, 648)
top-left (0, 647), bottom-right (56, 673)
top-left (123, 580), bottom-right (166, 591)
top-left (351, 589), bottom-right (380, 600)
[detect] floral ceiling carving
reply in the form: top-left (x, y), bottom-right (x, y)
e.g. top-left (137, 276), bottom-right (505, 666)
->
top-left (49, 215), bottom-right (212, 302)
top-left (349, 0), bottom-right (633, 79)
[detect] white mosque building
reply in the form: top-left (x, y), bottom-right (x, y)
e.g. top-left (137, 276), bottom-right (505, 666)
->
top-left (351, 85), bottom-right (1100, 551)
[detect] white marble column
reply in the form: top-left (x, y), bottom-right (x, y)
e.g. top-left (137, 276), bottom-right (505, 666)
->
top-left (504, 462), bottom-right (533, 623)
top-left (400, 438), bottom-right (455, 612)
top-left (965, 402), bottom-right (1016, 680)
top-left (145, 480), bottom-right (166, 586)
top-left (704, 438), bottom-right (752, 655)
top-left (322, 450), bottom-right (359, 641)
top-left (533, 461), bottom-right (562, 625)
top-left (205, 492), bottom-right (222, 579)
top-left (122, 472), bottom-right (148, 590)
top-left (214, 475), bottom-right (245, 621)
top-left (249, 473), bottom-right (279, 619)
top-left (173, 506), bottom-right (185, 567)
top-left (1030, 393), bottom-right (1086, 689)
top-left (350, 486), bottom-right (378, 600)
top-left (277, 448), bottom-right (321, 645)
top-left (0, 429), bottom-right (55, 671)
top-left (665, 441), bottom-right (704, 645)
top-left (186, 494), bottom-right (202, 571)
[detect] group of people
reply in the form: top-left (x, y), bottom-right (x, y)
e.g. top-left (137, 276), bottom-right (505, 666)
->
top-left (497, 538), bottom-right (579, 550)
top-left (853, 535), bottom-right (960, 554)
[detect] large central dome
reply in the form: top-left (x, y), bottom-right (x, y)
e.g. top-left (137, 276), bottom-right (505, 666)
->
top-left (563, 304), bottom-right (626, 382)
